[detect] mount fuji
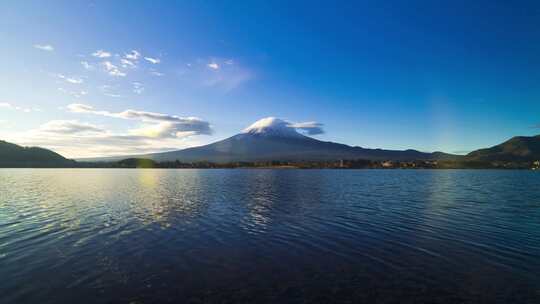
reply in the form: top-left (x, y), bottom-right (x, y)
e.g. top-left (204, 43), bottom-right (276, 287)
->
top-left (98, 117), bottom-right (456, 163)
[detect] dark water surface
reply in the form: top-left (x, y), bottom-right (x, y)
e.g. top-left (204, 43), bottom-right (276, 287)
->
top-left (1, 169), bottom-right (539, 303)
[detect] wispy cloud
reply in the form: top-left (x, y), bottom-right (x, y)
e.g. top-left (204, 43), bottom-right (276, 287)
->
top-left (288, 121), bottom-right (325, 135)
top-left (33, 44), bottom-right (54, 52)
top-left (57, 74), bottom-right (84, 84)
top-left (125, 50), bottom-right (141, 60)
top-left (133, 82), bottom-right (144, 94)
top-left (2, 104), bottom-right (212, 158)
top-left (180, 58), bottom-right (252, 91)
top-left (0, 102), bottom-right (14, 108)
top-left (67, 103), bottom-right (212, 137)
top-left (92, 50), bottom-right (112, 58)
top-left (242, 117), bottom-right (324, 136)
top-left (2, 120), bottom-right (205, 158)
top-left (0, 102), bottom-right (39, 113)
top-left (150, 71), bottom-right (164, 76)
top-left (144, 57), bottom-right (160, 64)
top-left (4, 104), bottom-right (213, 157)
top-left (104, 93), bottom-right (123, 98)
top-left (81, 61), bottom-right (94, 70)
top-left (207, 62), bottom-right (219, 70)
top-left (202, 69), bottom-right (252, 91)
top-left (38, 120), bottom-right (105, 135)
top-left (58, 88), bottom-right (88, 98)
top-left (98, 85), bottom-right (123, 98)
top-left (102, 61), bottom-right (126, 77)
top-left (121, 58), bottom-right (136, 68)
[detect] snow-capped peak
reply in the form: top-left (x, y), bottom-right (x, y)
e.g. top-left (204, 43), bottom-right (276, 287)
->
top-left (242, 117), bottom-right (304, 138)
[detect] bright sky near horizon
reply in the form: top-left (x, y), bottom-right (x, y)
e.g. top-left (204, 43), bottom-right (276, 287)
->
top-left (1, 1), bottom-right (539, 158)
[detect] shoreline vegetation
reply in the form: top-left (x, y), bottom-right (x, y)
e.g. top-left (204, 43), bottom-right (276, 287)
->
top-left (78, 158), bottom-right (540, 169)
top-left (3, 158), bottom-right (539, 170)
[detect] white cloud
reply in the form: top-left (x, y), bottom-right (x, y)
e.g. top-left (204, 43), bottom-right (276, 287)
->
top-left (34, 44), bottom-right (54, 51)
top-left (67, 103), bottom-right (212, 137)
top-left (144, 57), bottom-right (160, 64)
top-left (0, 102), bottom-right (36, 113)
top-left (57, 74), bottom-right (84, 84)
top-left (243, 117), bottom-right (325, 136)
top-left (102, 61), bottom-right (126, 77)
top-left (3, 104), bottom-right (213, 157)
top-left (67, 103), bottom-right (95, 113)
top-left (121, 58), bottom-right (136, 68)
top-left (125, 50), bottom-right (141, 60)
top-left (181, 58), bottom-right (252, 91)
top-left (104, 93), bottom-right (123, 98)
top-left (150, 71), bottom-right (164, 76)
top-left (133, 82), bottom-right (144, 94)
top-left (98, 85), bottom-right (123, 98)
top-left (288, 121), bottom-right (325, 135)
top-left (38, 120), bottom-right (105, 135)
top-left (81, 61), bottom-right (94, 70)
top-left (2, 120), bottom-right (206, 158)
top-left (1, 104), bottom-right (212, 158)
top-left (129, 122), bottom-right (201, 138)
top-left (102, 61), bottom-right (116, 70)
top-left (92, 50), bottom-right (112, 58)
top-left (58, 88), bottom-right (88, 98)
top-left (207, 62), bottom-right (219, 70)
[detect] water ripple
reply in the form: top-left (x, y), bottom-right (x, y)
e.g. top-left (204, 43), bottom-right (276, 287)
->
top-left (0, 169), bottom-right (539, 303)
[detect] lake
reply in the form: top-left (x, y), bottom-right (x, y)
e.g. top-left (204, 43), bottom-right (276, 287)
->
top-left (1, 169), bottom-right (539, 303)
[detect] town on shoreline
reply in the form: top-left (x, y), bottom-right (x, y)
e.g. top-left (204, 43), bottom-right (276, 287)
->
top-left (70, 158), bottom-right (540, 170)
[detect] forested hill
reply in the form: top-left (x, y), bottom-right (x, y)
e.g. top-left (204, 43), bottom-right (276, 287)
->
top-left (466, 135), bottom-right (540, 161)
top-left (0, 140), bottom-right (75, 168)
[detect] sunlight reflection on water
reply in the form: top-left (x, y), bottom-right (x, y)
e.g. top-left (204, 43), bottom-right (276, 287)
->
top-left (1, 169), bottom-right (539, 303)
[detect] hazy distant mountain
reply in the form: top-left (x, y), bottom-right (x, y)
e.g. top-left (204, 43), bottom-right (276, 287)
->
top-left (0, 140), bottom-right (74, 167)
top-left (125, 117), bottom-right (458, 163)
top-left (466, 135), bottom-right (540, 161)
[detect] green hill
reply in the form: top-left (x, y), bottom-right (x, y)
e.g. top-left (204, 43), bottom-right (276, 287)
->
top-left (0, 140), bottom-right (75, 167)
top-left (466, 135), bottom-right (540, 162)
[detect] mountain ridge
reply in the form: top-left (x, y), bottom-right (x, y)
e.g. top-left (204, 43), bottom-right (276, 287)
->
top-left (140, 132), bottom-right (458, 163)
top-left (0, 140), bottom-right (74, 167)
top-left (466, 135), bottom-right (540, 161)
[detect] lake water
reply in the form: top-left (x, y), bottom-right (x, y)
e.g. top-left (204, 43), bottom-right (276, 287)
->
top-left (1, 169), bottom-right (539, 303)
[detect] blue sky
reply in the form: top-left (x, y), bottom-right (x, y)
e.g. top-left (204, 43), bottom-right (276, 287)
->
top-left (1, 0), bottom-right (539, 157)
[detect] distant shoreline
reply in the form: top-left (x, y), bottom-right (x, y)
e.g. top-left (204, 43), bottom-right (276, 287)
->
top-left (2, 159), bottom-right (539, 170)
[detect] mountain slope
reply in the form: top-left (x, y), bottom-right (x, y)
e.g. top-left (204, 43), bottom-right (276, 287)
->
top-left (143, 133), bottom-right (455, 162)
top-left (137, 118), bottom-right (457, 163)
top-left (466, 135), bottom-right (540, 161)
top-left (0, 140), bottom-right (74, 167)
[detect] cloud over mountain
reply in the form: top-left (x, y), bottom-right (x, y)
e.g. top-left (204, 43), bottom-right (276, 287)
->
top-left (288, 121), bottom-right (324, 135)
top-left (243, 117), bottom-right (324, 136)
